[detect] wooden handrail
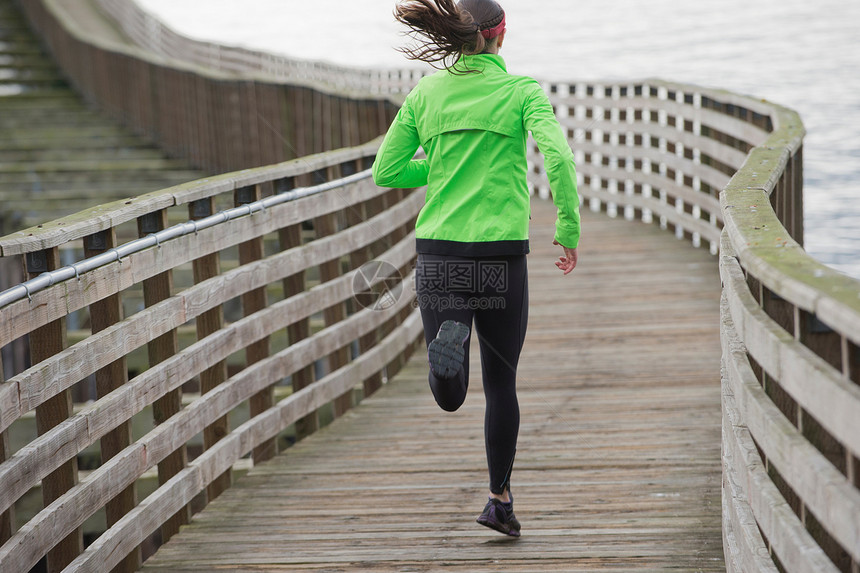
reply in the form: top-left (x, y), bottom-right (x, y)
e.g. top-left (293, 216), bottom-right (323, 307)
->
top-left (13, 0), bottom-right (402, 176)
top-left (0, 141), bottom-right (423, 572)
top-left (93, 0), bottom-right (424, 95)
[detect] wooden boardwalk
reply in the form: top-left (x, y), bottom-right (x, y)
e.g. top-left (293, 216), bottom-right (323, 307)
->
top-left (141, 197), bottom-right (725, 572)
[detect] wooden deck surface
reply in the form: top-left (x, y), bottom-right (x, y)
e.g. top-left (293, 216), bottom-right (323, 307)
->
top-left (141, 197), bottom-right (725, 572)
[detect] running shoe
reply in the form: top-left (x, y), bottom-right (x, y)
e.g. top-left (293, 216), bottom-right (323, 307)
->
top-left (427, 320), bottom-right (469, 380)
top-left (476, 497), bottom-right (521, 537)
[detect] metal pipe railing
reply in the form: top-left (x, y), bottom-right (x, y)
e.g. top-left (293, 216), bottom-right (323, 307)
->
top-left (0, 169), bottom-right (372, 309)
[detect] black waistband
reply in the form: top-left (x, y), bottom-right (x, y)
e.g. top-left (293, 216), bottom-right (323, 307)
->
top-left (416, 238), bottom-right (529, 257)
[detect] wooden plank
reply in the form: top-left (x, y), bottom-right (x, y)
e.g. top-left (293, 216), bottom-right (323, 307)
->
top-left (67, 311), bottom-right (423, 573)
top-left (582, 181), bottom-right (722, 244)
top-left (0, 415), bottom-right (11, 546)
top-left (0, 234), bottom-right (417, 519)
top-left (6, 276), bottom-right (420, 573)
top-left (0, 176), bottom-right (391, 348)
top-left (722, 289), bottom-right (860, 563)
top-left (0, 314), bottom-right (10, 544)
top-left (313, 209), bottom-right (352, 418)
top-left (345, 171), bottom-right (383, 397)
top-left (279, 221), bottom-right (317, 438)
top-left (721, 360), bottom-right (839, 573)
top-left (720, 250), bottom-right (860, 468)
top-left (235, 185), bottom-right (276, 464)
top-left (138, 209), bottom-right (190, 543)
top-left (0, 140), bottom-right (383, 257)
top-left (0, 191), bottom-right (423, 440)
top-left (26, 246), bottom-right (83, 572)
top-left (83, 228), bottom-right (141, 573)
top-left (188, 197), bottom-right (231, 501)
top-left (138, 201), bottom-right (726, 572)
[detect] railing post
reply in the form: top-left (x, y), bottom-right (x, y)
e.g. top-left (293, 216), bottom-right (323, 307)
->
top-left (277, 176), bottom-right (318, 439)
top-left (137, 209), bottom-right (191, 542)
top-left (25, 247), bottom-right (83, 572)
top-left (0, 372), bottom-right (11, 546)
top-left (343, 160), bottom-right (383, 398)
top-left (188, 198), bottom-right (232, 499)
top-left (379, 187), bottom-right (414, 380)
top-left (235, 185), bottom-right (277, 463)
top-left (313, 167), bottom-right (353, 418)
top-left (83, 229), bottom-right (141, 573)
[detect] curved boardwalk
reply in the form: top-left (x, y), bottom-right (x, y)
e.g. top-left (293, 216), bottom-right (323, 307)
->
top-left (0, 0), bottom-right (202, 230)
top-left (141, 197), bottom-right (724, 572)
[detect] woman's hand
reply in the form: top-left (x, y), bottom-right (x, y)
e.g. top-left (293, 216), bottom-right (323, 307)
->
top-left (553, 240), bottom-right (578, 275)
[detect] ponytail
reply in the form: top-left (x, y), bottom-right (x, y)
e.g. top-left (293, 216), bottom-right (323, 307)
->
top-left (394, 0), bottom-right (501, 72)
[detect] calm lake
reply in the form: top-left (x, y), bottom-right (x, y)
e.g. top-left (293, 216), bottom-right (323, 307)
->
top-left (138, 0), bottom-right (860, 278)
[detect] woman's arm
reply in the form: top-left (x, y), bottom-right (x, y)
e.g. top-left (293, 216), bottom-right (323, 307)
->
top-left (522, 82), bottom-right (581, 251)
top-left (372, 98), bottom-right (430, 189)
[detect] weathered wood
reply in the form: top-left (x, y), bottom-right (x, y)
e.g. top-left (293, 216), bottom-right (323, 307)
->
top-left (0, 177), bottom-right (390, 348)
top-left (138, 209), bottom-right (190, 542)
top-left (721, 421), bottom-right (781, 573)
top-left (0, 233), bottom-right (417, 523)
top-left (0, 190), bottom-right (423, 447)
top-left (235, 185), bottom-right (276, 464)
top-left (314, 209), bottom-right (353, 418)
top-left (721, 279), bottom-right (860, 563)
top-left (26, 246), bottom-right (82, 572)
top-left (279, 221), bottom-right (317, 438)
top-left (722, 305), bottom-right (840, 573)
top-left (346, 181), bottom-right (383, 397)
top-left (189, 197), bottom-right (231, 501)
top-left (0, 140), bottom-right (383, 257)
top-left (0, 418), bottom-right (11, 546)
top-left (720, 249), bottom-right (860, 471)
top-left (139, 203), bottom-right (726, 572)
top-left (83, 228), bottom-right (141, 573)
top-left (67, 310), bottom-right (422, 573)
top-left (2, 266), bottom-right (419, 573)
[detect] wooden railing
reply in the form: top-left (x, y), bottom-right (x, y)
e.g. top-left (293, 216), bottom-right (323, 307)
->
top-left (14, 0), bottom-right (402, 175)
top-left (0, 140), bottom-right (422, 572)
top-left (93, 0), bottom-right (424, 96)
top-left (718, 110), bottom-right (860, 571)
top-left (532, 79), bottom-right (858, 572)
top-left (6, 1), bottom-right (860, 569)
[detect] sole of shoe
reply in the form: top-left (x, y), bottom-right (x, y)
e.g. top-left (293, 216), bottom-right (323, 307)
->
top-left (476, 499), bottom-right (521, 537)
top-left (427, 320), bottom-right (470, 379)
top-left (476, 513), bottom-right (521, 537)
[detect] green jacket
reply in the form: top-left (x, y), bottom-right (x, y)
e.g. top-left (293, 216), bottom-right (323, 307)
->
top-left (372, 53), bottom-right (580, 256)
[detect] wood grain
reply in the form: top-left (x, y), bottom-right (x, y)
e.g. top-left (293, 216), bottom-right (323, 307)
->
top-left (27, 246), bottom-right (83, 572)
top-left (189, 197), bottom-right (232, 501)
top-left (84, 228), bottom-right (141, 573)
top-left (0, 234), bottom-right (417, 532)
top-left (0, 177), bottom-right (391, 348)
top-left (236, 184), bottom-right (277, 464)
top-left (138, 209), bottom-right (190, 543)
top-left (138, 199), bottom-right (726, 572)
top-left (0, 188), bottom-right (423, 439)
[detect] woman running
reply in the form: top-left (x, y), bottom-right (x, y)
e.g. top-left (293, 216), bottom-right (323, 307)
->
top-left (372, 0), bottom-right (580, 537)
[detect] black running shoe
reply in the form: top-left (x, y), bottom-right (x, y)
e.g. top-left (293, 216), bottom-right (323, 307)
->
top-left (427, 320), bottom-right (469, 380)
top-left (476, 497), bottom-right (521, 537)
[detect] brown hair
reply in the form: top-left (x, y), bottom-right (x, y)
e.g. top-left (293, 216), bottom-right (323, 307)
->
top-left (394, 0), bottom-right (505, 72)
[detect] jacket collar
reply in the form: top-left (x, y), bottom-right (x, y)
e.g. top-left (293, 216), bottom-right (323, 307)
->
top-left (455, 53), bottom-right (508, 73)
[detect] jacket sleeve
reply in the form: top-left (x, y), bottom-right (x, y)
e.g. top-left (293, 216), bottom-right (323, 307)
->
top-left (522, 82), bottom-right (581, 249)
top-left (372, 96), bottom-right (429, 189)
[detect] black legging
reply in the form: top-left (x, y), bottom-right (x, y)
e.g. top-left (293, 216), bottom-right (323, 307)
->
top-left (415, 253), bottom-right (528, 495)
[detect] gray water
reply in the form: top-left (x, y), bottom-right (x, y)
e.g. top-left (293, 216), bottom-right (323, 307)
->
top-left (138, 0), bottom-right (860, 278)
